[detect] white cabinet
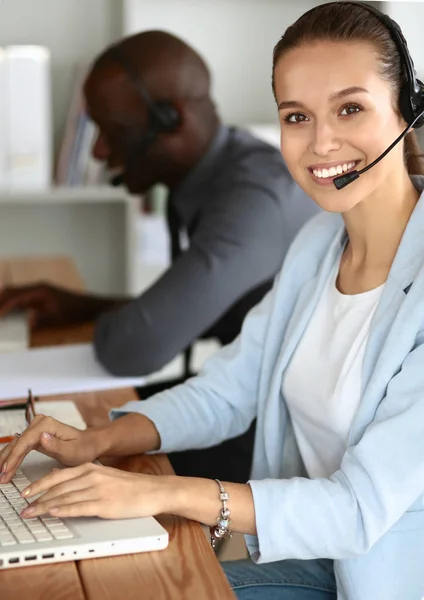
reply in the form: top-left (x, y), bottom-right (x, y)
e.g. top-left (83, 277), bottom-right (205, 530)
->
top-left (0, 188), bottom-right (139, 296)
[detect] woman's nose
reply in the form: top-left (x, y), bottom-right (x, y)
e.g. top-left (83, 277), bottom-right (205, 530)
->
top-left (309, 122), bottom-right (341, 157)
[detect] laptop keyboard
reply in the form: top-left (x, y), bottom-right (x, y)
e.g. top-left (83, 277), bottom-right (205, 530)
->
top-left (0, 469), bottom-right (74, 546)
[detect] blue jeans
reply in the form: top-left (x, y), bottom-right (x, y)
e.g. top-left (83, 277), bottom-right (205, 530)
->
top-left (222, 557), bottom-right (337, 600)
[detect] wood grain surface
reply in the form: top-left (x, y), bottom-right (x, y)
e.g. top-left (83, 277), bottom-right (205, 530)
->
top-left (0, 258), bottom-right (236, 599)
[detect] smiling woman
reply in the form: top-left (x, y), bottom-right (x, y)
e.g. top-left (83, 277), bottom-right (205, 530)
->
top-left (271, 3), bottom-right (424, 213)
top-left (3, 4), bottom-right (424, 600)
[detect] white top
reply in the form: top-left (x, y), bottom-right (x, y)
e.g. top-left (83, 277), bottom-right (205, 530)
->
top-left (282, 260), bottom-right (385, 478)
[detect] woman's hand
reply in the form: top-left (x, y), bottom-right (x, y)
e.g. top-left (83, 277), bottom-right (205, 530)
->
top-left (0, 415), bottom-right (101, 484)
top-left (18, 463), bottom-right (258, 536)
top-left (19, 463), bottom-right (172, 520)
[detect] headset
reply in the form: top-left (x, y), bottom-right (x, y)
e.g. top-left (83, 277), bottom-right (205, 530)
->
top-left (106, 46), bottom-right (181, 186)
top-left (108, 45), bottom-right (180, 134)
top-left (298, 2), bottom-right (424, 189)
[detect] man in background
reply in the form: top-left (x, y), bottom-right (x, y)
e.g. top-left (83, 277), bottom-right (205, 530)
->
top-left (0, 31), bottom-right (319, 482)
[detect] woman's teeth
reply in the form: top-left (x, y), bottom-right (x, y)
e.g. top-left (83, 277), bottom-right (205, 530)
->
top-left (312, 161), bottom-right (357, 179)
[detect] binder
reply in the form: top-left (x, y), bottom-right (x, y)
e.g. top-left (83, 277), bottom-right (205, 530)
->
top-left (0, 49), bottom-right (7, 189)
top-left (4, 46), bottom-right (52, 190)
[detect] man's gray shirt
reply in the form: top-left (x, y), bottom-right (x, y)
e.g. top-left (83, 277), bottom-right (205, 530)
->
top-left (94, 125), bottom-right (320, 376)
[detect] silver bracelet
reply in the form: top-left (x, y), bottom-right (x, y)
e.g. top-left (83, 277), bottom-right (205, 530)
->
top-left (210, 479), bottom-right (232, 549)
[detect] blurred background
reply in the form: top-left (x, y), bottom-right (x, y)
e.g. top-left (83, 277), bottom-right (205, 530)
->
top-left (0, 0), bottom-right (421, 297)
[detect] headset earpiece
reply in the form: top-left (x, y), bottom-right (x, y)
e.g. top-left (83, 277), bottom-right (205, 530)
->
top-left (153, 101), bottom-right (180, 133)
top-left (107, 46), bottom-right (181, 134)
top-left (315, 2), bottom-right (424, 129)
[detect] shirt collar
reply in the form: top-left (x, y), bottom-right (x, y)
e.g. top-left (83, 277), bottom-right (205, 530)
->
top-left (171, 124), bottom-right (231, 227)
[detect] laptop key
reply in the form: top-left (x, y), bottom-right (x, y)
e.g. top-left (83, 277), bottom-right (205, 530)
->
top-left (9, 523), bottom-right (28, 533)
top-left (9, 521), bottom-right (27, 531)
top-left (0, 536), bottom-right (17, 546)
top-left (13, 483), bottom-right (30, 492)
top-left (34, 532), bottom-right (53, 542)
top-left (2, 514), bottom-right (18, 521)
top-left (52, 530), bottom-right (74, 540)
top-left (46, 522), bottom-right (68, 530)
top-left (27, 524), bottom-right (49, 534)
top-left (10, 502), bottom-right (27, 511)
top-left (15, 532), bottom-right (35, 544)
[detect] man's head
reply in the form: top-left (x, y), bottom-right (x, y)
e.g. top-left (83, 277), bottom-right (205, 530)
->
top-left (84, 31), bottom-right (219, 194)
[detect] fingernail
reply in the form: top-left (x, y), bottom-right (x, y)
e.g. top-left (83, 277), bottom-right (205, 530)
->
top-left (22, 488), bottom-right (31, 497)
top-left (42, 432), bottom-right (52, 440)
top-left (21, 507), bottom-right (34, 517)
top-left (2, 462), bottom-right (7, 472)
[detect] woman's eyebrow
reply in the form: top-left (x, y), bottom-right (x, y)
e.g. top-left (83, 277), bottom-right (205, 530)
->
top-left (278, 86), bottom-right (369, 110)
top-left (329, 86), bottom-right (369, 101)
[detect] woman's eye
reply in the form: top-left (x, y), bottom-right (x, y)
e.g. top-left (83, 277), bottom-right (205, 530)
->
top-left (284, 113), bottom-right (309, 124)
top-left (340, 104), bottom-right (362, 117)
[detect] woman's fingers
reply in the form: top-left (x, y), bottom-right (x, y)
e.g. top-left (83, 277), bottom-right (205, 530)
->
top-left (20, 465), bottom-right (99, 518)
top-left (19, 464), bottom-right (150, 521)
top-left (47, 501), bottom-right (101, 519)
top-left (0, 438), bottom-right (19, 475)
top-left (0, 418), bottom-right (49, 482)
top-left (0, 416), bottom-right (79, 482)
top-left (22, 491), bottom-right (100, 519)
top-left (24, 474), bottom-right (92, 506)
top-left (22, 463), bottom-right (94, 499)
top-left (0, 414), bottom-right (45, 475)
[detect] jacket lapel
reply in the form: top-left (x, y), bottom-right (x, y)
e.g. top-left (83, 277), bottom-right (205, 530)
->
top-left (352, 182), bottom-right (424, 442)
top-left (263, 224), bottom-right (347, 474)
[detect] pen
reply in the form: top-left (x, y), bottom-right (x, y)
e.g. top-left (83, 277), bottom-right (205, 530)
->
top-left (0, 435), bottom-right (15, 444)
top-left (0, 390), bottom-right (37, 445)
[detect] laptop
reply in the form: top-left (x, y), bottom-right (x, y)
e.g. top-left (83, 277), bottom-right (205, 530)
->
top-left (0, 402), bottom-right (169, 570)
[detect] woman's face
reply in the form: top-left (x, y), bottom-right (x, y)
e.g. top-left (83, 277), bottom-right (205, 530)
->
top-left (273, 40), bottom-right (407, 213)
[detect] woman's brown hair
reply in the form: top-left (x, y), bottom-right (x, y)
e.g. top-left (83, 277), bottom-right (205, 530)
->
top-left (272, 2), bottom-right (424, 175)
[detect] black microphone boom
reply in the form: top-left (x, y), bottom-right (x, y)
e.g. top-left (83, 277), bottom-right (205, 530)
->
top-left (110, 173), bottom-right (125, 187)
top-left (333, 109), bottom-right (424, 190)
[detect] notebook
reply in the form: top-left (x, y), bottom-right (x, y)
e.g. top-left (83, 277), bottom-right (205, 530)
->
top-left (0, 343), bottom-right (147, 400)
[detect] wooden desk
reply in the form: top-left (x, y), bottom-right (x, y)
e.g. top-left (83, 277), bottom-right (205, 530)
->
top-left (0, 257), bottom-right (236, 600)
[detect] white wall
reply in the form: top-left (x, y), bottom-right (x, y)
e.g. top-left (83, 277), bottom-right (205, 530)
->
top-left (0, 0), bottom-right (123, 154)
top-left (385, 2), bottom-right (424, 78)
top-left (123, 0), bottom-right (321, 128)
top-left (382, 2), bottom-right (424, 147)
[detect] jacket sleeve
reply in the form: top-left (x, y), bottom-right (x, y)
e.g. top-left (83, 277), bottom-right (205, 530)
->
top-left (109, 280), bottom-right (277, 453)
top-left (246, 330), bottom-right (424, 562)
top-left (94, 183), bottom-right (286, 376)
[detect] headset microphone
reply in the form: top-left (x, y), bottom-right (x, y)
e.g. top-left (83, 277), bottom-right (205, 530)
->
top-left (110, 173), bottom-right (125, 187)
top-left (333, 109), bottom-right (424, 190)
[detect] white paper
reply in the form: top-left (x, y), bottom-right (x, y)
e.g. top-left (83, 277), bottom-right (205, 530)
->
top-left (0, 401), bottom-right (86, 438)
top-left (35, 401), bottom-right (87, 429)
top-left (0, 409), bottom-right (25, 437)
top-left (0, 343), bottom-right (146, 400)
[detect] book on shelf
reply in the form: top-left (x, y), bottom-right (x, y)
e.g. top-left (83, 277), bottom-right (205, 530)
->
top-left (55, 63), bottom-right (105, 187)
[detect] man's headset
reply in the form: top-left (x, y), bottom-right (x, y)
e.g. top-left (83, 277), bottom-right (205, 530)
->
top-left (106, 46), bottom-right (181, 186)
top-left (296, 2), bottom-right (424, 189)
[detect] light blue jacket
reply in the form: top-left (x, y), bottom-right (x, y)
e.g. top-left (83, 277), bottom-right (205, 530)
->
top-left (111, 175), bottom-right (424, 600)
